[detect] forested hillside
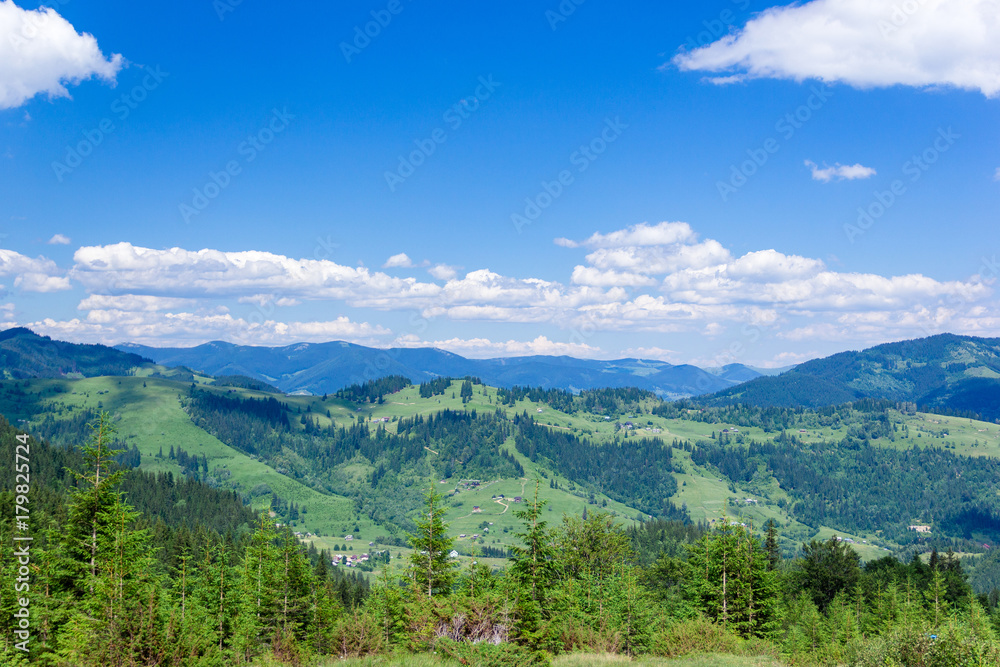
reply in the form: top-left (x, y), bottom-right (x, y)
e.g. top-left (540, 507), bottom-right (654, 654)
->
top-left (4, 415), bottom-right (1000, 666)
top-left (5, 351), bottom-right (1000, 664)
top-left (702, 334), bottom-right (1000, 419)
top-left (0, 328), bottom-right (151, 379)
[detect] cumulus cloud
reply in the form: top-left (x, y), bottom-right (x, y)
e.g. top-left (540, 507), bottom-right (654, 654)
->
top-left (32, 306), bottom-right (391, 347)
top-left (556, 221), bottom-right (696, 249)
top-left (570, 266), bottom-right (658, 288)
top-left (805, 160), bottom-right (877, 182)
top-left (0, 0), bottom-right (124, 109)
top-left (78, 294), bottom-right (196, 312)
top-left (0, 248), bottom-right (70, 292)
top-left (428, 264), bottom-right (458, 281)
top-left (673, 0), bottom-right (1000, 98)
top-left (382, 252), bottom-right (414, 268)
top-left (70, 243), bottom-right (442, 304)
top-left (395, 334), bottom-right (603, 359)
top-left (47, 233), bottom-right (71, 245)
top-left (558, 221), bottom-right (993, 339)
top-left (68, 244), bottom-right (621, 326)
top-left (6, 220), bottom-right (995, 351)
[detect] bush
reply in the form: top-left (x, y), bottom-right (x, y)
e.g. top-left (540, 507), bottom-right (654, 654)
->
top-left (648, 617), bottom-right (782, 662)
top-left (333, 610), bottom-right (387, 659)
top-left (847, 624), bottom-right (1000, 666)
top-left (434, 638), bottom-right (550, 667)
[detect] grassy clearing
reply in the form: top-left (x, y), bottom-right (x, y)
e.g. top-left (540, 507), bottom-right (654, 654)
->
top-left (7, 377), bottom-right (356, 536)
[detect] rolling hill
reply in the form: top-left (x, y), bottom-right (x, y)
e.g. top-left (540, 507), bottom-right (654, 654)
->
top-left (700, 333), bottom-right (1000, 420)
top-left (0, 327), bottom-right (152, 379)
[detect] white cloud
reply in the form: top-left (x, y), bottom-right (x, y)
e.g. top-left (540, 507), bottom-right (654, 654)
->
top-left (428, 264), bottom-right (458, 281)
top-left (0, 0), bottom-right (124, 109)
top-left (755, 351), bottom-right (816, 368)
top-left (584, 241), bottom-right (731, 275)
top-left (68, 244), bottom-right (621, 325)
top-left (236, 294), bottom-right (302, 308)
top-left (673, 0), bottom-right (1000, 98)
top-left (47, 233), bottom-right (71, 245)
top-left (0, 303), bottom-right (14, 321)
top-left (618, 346), bottom-right (678, 362)
top-left (70, 243), bottom-right (443, 304)
top-left (78, 294), bottom-right (196, 311)
top-left (396, 334), bottom-right (603, 359)
top-left (570, 266), bottom-right (658, 287)
top-left (0, 248), bottom-right (70, 292)
top-left (727, 249), bottom-right (826, 281)
top-left (383, 252), bottom-right (414, 268)
top-left (805, 160), bottom-right (877, 182)
top-left (30, 308), bottom-right (391, 347)
top-left (556, 221), bottom-right (697, 248)
top-left (10, 221), bottom-right (995, 350)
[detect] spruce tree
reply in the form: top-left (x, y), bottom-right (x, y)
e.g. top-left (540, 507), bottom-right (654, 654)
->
top-left (407, 486), bottom-right (455, 596)
top-left (764, 519), bottom-right (781, 571)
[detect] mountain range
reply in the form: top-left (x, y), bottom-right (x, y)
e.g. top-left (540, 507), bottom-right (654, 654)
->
top-left (114, 338), bottom-right (770, 398)
top-left (3, 328), bottom-right (999, 421)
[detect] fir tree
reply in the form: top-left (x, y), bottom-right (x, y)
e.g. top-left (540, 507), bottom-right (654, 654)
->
top-left (407, 486), bottom-right (455, 596)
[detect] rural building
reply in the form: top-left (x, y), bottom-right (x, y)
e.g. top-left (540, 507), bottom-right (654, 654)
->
top-left (908, 525), bottom-right (931, 533)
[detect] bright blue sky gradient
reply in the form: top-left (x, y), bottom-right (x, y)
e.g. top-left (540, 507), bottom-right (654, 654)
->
top-left (1, 0), bottom-right (998, 367)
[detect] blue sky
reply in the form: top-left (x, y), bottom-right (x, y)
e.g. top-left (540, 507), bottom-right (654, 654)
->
top-left (1, 0), bottom-right (998, 368)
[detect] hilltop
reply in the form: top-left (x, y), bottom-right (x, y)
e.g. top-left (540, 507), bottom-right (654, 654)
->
top-left (700, 333), bottom-right (1000, 420)
top-left (0, 327), bottom-right (152, 379)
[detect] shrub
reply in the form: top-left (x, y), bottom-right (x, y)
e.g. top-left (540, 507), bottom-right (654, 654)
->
top-left (847, 624), bottom-right (1000, 667)
top-left (434, 638), bottom-right (550, 667)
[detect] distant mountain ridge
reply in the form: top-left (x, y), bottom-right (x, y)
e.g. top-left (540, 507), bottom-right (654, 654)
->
top-left (699, 333), bottom-right (1000, 420)
top-left (115, 339), bottom-right (761, 397)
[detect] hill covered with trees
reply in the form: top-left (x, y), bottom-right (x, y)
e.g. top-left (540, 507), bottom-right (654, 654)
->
top-left (700, 334), bottom-right (1000, 420)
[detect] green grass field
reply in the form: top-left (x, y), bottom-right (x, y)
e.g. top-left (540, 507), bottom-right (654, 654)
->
top-left (4, 376), bottom-right (357, 536)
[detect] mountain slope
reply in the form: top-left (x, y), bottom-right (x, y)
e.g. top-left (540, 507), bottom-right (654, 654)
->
top-left (118, 340), bottom-right (752, 397)
top-left (0, 327), bottom-right (151, 379)
top-left (700, 333), bottom-right (1000, 419)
